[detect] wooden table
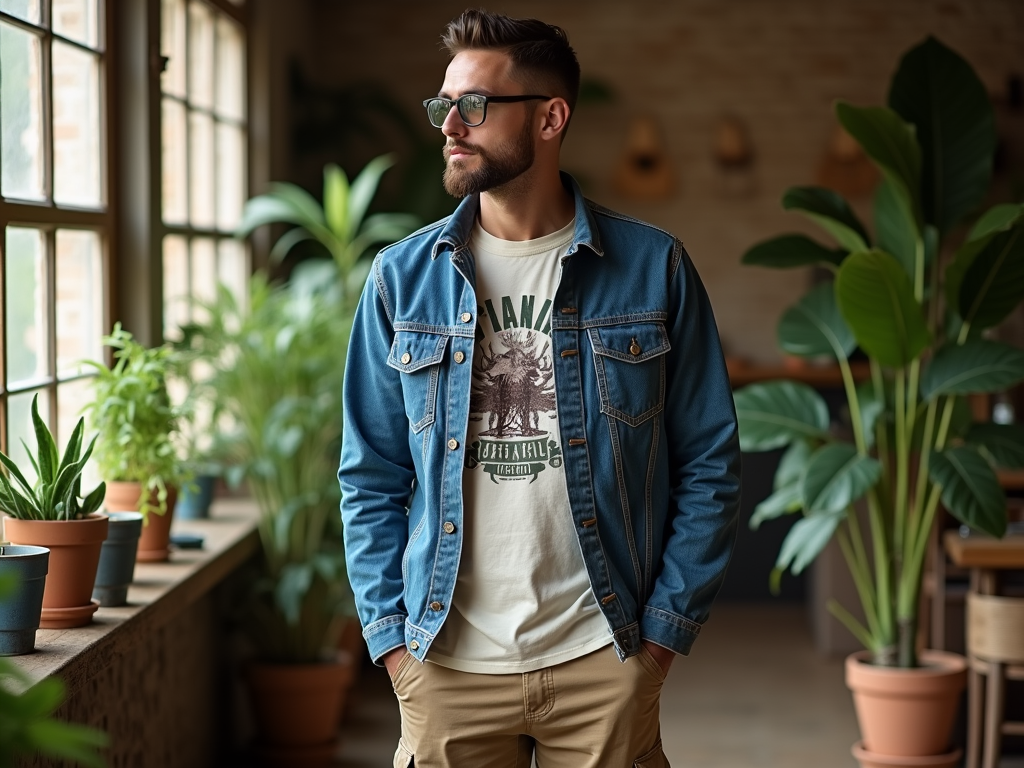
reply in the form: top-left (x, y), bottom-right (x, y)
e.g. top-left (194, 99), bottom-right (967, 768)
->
top-left (944, 529), bottom-right (1024, 595)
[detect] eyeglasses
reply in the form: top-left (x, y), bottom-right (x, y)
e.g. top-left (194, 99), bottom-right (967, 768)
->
top-left (422, 93), bottom-right (552, 128)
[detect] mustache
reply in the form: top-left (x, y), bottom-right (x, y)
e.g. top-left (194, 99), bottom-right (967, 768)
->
top-left (444, 140), bottom-right (483, 156)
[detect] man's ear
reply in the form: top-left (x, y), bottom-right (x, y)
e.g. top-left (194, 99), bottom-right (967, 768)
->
top-left (538, 98), bottom-right (571, 142)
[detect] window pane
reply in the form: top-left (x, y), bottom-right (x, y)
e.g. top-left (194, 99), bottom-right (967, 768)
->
top-left (162, 97), bottom-right (188, 223)
top-left (215, 15), bottom-right (245, 121)
top-left (56, 377), bottom-right (91, 449)
top-left (191, 238), bottom-right (217, 323)
top-left (0, 23), bottom-right (45, 200)
top-left (55, 229), bottom-right (103, 376)
top-left (216, 122), bottom-right (244, 231)
top-left (160, 0), bottom-right (186, 98)
top-left (53, 42), bottom-right (102, 207)
top-left (189, 111), bottom-right (215, 228)
top-left (218, 237), bottom-right (247, 306)
top-left (5, 227), bottom-right (48, 388)
top-left (7, 389), bottom-right (48, 485)
top-left (187, 0), bottom-right (214, 110)
top-left (163, 234), bottom-right (189, 341)
top-left (0, 0), bottom-right (40, 24)
top-left (52, 0), bottom-right (99, 49)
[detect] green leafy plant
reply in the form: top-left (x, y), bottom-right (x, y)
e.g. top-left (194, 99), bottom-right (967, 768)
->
top-left (235, 152), bottom-right (420, 306)
top-left (0, 395), bottom-right (105, 521)
top-left (0, 574), bottom-right (108, 767)
top-left (737, 36), bottom-right (1024, 668)
top-left (83, 324), bottom-right (183, 518)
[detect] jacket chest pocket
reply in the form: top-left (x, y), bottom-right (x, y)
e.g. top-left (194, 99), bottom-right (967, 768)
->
top-left (588, 322), bottom-right (671, 427)
top-left (387, 331), bottom-right (450, 433)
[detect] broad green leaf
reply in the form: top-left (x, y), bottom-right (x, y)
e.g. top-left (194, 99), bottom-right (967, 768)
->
top-left (782, 187), bottom-right (870, 252)
top-left (750, 484), bottom-right (802, 530)
top-left (775, 508), bottom-right (847, 576)
top-left (30, 394), bottom-right (58, 484)
top-left (348, 153), bottom-right (398, 235)
top-left (23, 720), bottom-right (109, 768)
top-left (835, 249), bottom-right (930, 367)
top-left (775, 439), bottom-right (813, 490)
top-left (236, 195), bottom-right (315, 236)
top-left (887, 36), bottom-right (996, 234)
top-left (944, 232), bottom-right (992, 321)
top-left (801, 442), bottom-right (881, 514)
top-left (266, 182), bottom-right (327, 228)
top-left (81, 480), bottom-right (107, 516)
top-left (323, 163), bottom-right (350, 242)
top-left (268, 227), bottom-right (319, 265)
top-left (958, 223), bottom-right (1024, 329)
top-left (965, 423), bottom-right (1024, 469)
top-left (968, 203), bottom-right (1024, 242)
top-left (733, 381), bottom-right (831, 452)
top-left (873, 177), bottom-right (918, 278)
top-left (275, 561), bottom-right (314, 626)
top-left (920, 340), bottom-right (1024, 399)
top-left (777, 282), bottom-right (856, 360)
top-left (929, 446), bottom-right (1006, 537)
top-left (347, 213), bottom-right (421, 266)
top-left (741, 234), bottom-right (845, 270)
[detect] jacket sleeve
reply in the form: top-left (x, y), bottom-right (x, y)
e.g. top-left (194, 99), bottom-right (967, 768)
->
top-left (640, 240), bottom-right (741, 656)
top-left (338, 256), bottom-right (415, 664)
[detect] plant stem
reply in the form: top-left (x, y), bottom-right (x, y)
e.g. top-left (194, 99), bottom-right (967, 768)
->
top-left (893, 369), bottom-right (908, 560)
top-left (838, 522), bottom-right (881, 641)
top-left (839, 356), bottom-right (866, 455)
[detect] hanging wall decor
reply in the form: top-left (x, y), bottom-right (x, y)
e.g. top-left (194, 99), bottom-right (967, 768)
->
top-left (816, 124), bottom-right (879, 199)
top-left (612, 115), bottom-right (676, 200)
top-left (713, 114), bottom-right (757, 198)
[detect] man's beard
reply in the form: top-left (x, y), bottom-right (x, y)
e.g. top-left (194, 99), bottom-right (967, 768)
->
top-left (442, 119), bottom-right (534, 198)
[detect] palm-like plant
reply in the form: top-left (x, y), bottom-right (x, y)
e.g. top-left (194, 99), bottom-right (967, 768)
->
top-left (736, 37), bottom-right (1024, 667)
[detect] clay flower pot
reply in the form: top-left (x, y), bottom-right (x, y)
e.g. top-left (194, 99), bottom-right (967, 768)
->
top-left (846, 650), bottom-right (967, 762)
top-left (0, 544), bottom-right (49, 655)
top-left (104, 481), bottom-right (177, 563)
top-left (3, 514), bottom-right (109, 629)
top-left (92, 512), bottom-right (144, 606)
top-left (245, 659), bottom-right (348, 767)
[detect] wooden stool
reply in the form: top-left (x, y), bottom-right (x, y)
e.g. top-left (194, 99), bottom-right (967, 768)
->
top-left (966, 593), bottom-right (1024, 768)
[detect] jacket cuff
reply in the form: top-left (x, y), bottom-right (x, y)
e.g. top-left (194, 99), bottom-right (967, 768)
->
top-left (363, 614), bottom-right (407, 665)
top-left (640, 606), bottom-right (701, 656)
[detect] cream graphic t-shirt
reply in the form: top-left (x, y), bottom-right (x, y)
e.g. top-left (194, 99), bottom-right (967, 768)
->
top-left (429, 218), bottom-right (611, 674)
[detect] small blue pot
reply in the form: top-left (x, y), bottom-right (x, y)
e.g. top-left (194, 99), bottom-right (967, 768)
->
top-left (0, 544), bottom-right (49, 655)
top-left (176, 475), bottom-right (216, 520)
top-left (92, 512), bottom-right (143, 607)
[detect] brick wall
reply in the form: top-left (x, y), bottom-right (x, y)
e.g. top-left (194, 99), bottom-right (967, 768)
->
top-left (295, 0), bottom-right (1023, 363)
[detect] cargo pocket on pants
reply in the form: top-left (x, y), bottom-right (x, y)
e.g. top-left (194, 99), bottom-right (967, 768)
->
top-left (634, 739), bottom-right (670, 767)
top-left (393, 741), bottom-right (414, 767)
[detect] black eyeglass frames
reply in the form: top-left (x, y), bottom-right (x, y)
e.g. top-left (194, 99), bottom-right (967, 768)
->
top-left (422, 93), bottom-right (552, 128)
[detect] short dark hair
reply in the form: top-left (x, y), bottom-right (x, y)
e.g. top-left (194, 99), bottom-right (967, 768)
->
top-left (441, 9), bottom-right (581, 115)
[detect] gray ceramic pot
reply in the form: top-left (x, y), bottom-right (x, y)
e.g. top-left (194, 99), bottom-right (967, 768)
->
top-left (0, 544), bottom-right (49, 655)
top-left (92, 512), bottom-right (143, 607)
top-left (176, 475), bottom-right (216, 520)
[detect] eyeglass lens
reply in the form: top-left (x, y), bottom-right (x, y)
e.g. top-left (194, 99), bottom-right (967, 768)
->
top-left (426, 95), bottom-right (487, 128)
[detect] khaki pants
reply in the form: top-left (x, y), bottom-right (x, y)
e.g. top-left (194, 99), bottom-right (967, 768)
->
top-left (390, 644), bottom-right (670, 768)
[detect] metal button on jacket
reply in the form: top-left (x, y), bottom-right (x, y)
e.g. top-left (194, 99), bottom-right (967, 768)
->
top-left (460, 312), bottom-right (472, 323)
top-left (454, 350), bottom-right (465, 364)
top-left (400, 352), bottom-right (412, 364)
top-left (409, 640), bottom-right (420, 651)
top-left (447, 438), bottom-right (459, 450)
top-left (429, 601), bottom-right (443, 611)
top-left (443, 521), bottom-right (456, 534)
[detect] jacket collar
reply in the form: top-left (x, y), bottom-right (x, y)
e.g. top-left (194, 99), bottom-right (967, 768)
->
top-left (430, 171), bottom-right (605, 260)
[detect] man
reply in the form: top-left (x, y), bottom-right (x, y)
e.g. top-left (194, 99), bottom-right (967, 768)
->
top-left (339, 10), bottom-right (740, 767)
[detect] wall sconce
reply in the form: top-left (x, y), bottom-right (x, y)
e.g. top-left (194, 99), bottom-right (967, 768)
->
top-left (613, 115), bottom-right (676, 200)
top-left (714, 114), bottom-right (756, 197)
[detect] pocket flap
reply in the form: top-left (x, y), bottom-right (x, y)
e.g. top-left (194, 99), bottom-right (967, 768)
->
top-left (589, 322), bottom-right (670, 364)
top-left (387, 331), bottom-right (450, 373)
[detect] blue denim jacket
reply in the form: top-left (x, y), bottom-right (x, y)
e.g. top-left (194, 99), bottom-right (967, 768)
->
top-left (339, 174), bottom-right (740, 666)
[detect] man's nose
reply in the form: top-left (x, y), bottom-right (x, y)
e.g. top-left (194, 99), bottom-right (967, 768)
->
top-left (441, 104), bottom-right (467, 138)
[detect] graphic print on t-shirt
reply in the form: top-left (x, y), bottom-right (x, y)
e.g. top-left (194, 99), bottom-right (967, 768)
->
top-left (466, 297), bottom-right (562, 483)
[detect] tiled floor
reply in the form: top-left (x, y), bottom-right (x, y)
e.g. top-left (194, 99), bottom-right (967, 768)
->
top-left (334, 603), bottom-right (1022, 768)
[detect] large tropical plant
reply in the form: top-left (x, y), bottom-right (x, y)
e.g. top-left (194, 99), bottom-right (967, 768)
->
top-left (736, 36), bottom-right (1024, 668)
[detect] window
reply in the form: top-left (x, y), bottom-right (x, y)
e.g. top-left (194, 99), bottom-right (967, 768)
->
top-left (0, 0), bottom-right (110, 471)
top-left (160, 0), bottom-right (248, 340)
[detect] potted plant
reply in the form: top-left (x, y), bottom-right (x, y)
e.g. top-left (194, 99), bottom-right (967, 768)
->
top-left (736, 37), bottom-right (1024, 768)
top-left (90, 511), bottom-right (144, 607)
top-left (0, 573), bottom-right (108, 765)
top-left (0, 543), bottom-right (48, 655)
top-left (0, 396), bottom-right (108, 629)
top-left (84, 324), bottom-right (184, 563)
top-left (176, 156), bottom-right (414, 765)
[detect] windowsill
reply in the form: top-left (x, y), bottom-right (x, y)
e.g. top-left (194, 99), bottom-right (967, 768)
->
top-left (8, 497), bottom-right (261, 694)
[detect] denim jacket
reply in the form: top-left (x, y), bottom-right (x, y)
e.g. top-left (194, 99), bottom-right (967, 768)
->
top-left (339, 173), bottom-right (741, 666)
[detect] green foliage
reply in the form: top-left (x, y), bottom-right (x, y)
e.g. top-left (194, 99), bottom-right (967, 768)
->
top-left (82, 324), bottom-right (182, 517)
top-left (0, 395), bottom-right (105, 521)
top-left (737, 37), bottom-right (1022, 667)
top-left (0, 575), bottom-right (108, 767)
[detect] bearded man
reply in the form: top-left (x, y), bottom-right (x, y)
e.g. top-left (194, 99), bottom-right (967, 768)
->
top-left (338, 9), bottom-right (741, 768)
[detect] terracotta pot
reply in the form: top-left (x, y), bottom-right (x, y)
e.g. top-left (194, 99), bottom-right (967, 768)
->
top-left (2, 514), bottom-right (109, 629)
top-left (104, 481), bottom-right (177, 563)
top-left (851, 742), bottom-right (962, 768)
top-left (245, 659), bottom-right (347, 763)
top-left (846, 650), bottom-right (967, 758)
